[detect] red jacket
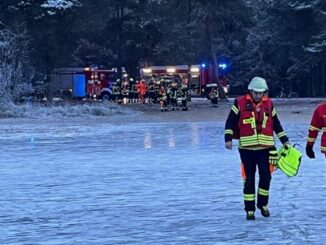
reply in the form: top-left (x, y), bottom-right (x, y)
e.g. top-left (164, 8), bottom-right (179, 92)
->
top-left (307, 102), bottom-right (326, 153)
top-left (237, 95), bottom-right (274, 147)
top-left (225, 94), bottom-right (288, 148)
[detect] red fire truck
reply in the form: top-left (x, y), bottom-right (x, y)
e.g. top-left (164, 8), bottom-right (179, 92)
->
top-left (140, 64), bottom-right (228, 96)
top-left (50, 67), bottom-right (125, 100)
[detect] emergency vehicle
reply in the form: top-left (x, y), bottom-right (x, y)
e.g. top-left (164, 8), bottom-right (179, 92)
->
top-left (193, 64), bottom-right (230, 98)
top-left (140, 64), bottom-right (229, 97)
top-left (140, 65), bottom-right (189, 86)
top-left (50, 67), bottom-right (126, 100)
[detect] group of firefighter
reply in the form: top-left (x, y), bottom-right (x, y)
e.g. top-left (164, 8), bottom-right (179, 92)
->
top-left (110, 78), bottom-right (191, 111)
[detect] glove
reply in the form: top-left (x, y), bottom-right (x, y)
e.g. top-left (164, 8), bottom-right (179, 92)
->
top-left (269, 148), bottom-right (278, 166)
top-left (283, 142), bottom-right (290, 149)
top-left (305, 144), bottom-right (315, 159)
top-left (225, 141), bottom-right (232, 150)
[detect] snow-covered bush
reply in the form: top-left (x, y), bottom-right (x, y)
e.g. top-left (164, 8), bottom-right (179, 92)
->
top-left (0, 101), bottom-right (140, 119)
top-left (41, 0), bottom-right (80, 10)
top-left (0, 26), bottom-right (34, 103)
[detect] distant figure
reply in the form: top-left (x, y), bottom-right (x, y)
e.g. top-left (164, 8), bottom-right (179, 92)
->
top-left (128, 78), bottom-right (136, 103)
top-left (121, 81), bottom-right (129, 104)
top-left (138, 80), bottom-right (147, 104)
top-left (209, 86), bottom-right (219, 107)
top-left (180, 84), bottom-right (189, 111)
top-left (87, 76), bottom-right (97, 99)
top-left (159, 86), bottom-right (167, 111)
top-left (224, 77), bottom-right (289, 220)
top-left (147, 81), bottom-right (156, 104)
top-left (170, 83), bottom-right (178, 110)
top-left (306, 102), bottom-right (326, 159)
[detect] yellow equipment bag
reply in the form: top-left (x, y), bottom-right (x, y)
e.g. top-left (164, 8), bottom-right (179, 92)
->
top-left (277, 145), bottom-right (302, 177)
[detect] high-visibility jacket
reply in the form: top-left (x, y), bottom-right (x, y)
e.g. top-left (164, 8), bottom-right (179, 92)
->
top-left (224, 94), bottom-right (289, 148)
top-left (237, 95), bottom-right (274, 147)
top-left (307, 102), bottom-right (326, 153)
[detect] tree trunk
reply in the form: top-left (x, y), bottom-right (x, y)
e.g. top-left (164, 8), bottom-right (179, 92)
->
top-left (204, 15), bottom-right (226, 99)
top-left (115, 1), bottom-right (124, 80)
top-left (321, 58), bottom-right (326, 96)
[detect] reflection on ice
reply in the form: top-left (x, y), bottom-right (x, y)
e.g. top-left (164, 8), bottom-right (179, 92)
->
top-left (144, 132), bottom-right (152, 149)
top-left (191, 124), bottom-right (200, 146)
top-left (168, 129), bottom-right (176, 148)
top-left (141, 123), bottom-right (211, 149)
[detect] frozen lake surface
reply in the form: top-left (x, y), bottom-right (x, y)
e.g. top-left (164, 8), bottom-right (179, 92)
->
top-left (0, 119), bottom-right (325, 244)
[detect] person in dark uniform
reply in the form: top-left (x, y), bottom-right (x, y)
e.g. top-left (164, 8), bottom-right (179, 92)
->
top-left (224, 77), bottom-right (289, 220)
top-left (170, 82), bottom-right (178, 110)
top-left (128, 78), bottom-right (135, 103)
top-left (209, 84), bottom-right (219, 107)
top-left (180, 84), bottom-right (189, 111)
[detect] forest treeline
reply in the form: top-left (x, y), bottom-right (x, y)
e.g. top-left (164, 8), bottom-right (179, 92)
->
top-left (1, 0), bottom-right (326, 98)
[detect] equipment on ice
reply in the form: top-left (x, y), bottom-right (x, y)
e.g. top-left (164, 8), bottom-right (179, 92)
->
top-left (277, 145), bottom-right (302, 177)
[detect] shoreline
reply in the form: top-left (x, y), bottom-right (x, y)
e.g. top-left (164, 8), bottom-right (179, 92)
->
top-left (0, 98), bottom-right (324, 125)
top-left (124, 97), bottom-right (324, 124)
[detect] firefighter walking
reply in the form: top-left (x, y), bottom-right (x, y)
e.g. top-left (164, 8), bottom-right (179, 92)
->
top-left (306, 101), bottom-right (326, 159)
top-left (224, 77), bottom-right (289, 220)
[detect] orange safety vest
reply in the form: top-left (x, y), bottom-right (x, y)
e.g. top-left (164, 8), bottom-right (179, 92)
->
top-left (237, 94), bottom-right (274, 147)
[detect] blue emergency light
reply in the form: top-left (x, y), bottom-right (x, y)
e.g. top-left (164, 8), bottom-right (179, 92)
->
top-left (217, 56), bottom-right (232, 75)
top-left (219, 63), bottom-right (227, 70)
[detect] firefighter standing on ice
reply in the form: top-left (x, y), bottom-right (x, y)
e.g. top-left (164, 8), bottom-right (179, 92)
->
top-left (306, 101), bottom-right (326, 159)
top-left (224, 77), bottom-right (289, 220)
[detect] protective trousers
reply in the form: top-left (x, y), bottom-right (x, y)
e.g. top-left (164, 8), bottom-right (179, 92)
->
top-left (239, 148), bottom-right (271, 212)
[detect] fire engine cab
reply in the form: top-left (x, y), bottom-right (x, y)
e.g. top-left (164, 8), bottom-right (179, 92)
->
top-left (50, 67), bottom-right (125, 100)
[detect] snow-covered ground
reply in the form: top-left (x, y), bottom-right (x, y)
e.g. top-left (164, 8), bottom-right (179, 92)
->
top-left (0, 100), bottom-right (325, 244)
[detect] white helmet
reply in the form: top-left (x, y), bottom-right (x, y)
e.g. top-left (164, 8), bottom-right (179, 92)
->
top-left (248, 77), bottom-right (268, 92)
